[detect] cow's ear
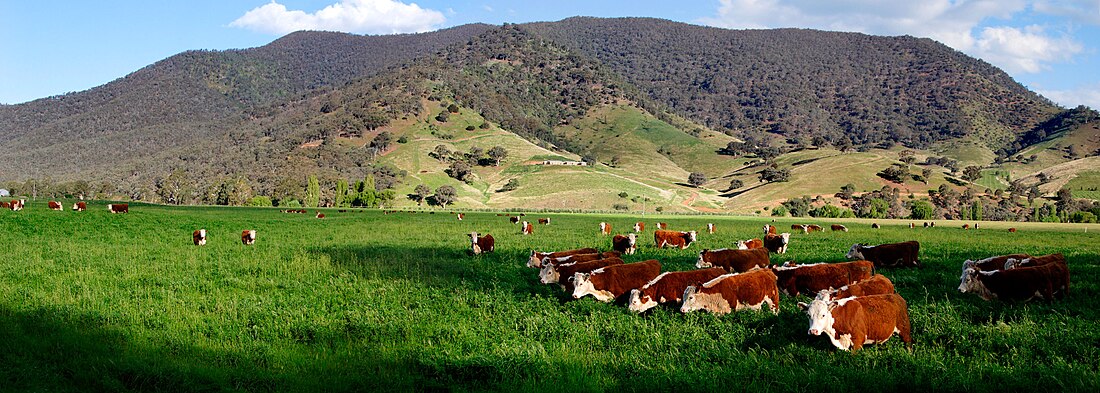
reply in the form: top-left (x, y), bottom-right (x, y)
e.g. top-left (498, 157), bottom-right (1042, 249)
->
top-left (827, 302), bottom-right (839, 311)
top-left (797, 302), bottom-right (809, 311)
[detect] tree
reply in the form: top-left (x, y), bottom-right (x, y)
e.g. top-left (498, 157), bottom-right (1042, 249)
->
top-left (811, 135), bottom-right (827, 148)
top-left (899, 150), bottom-right (916, 167)
top-left (229, 177), bottom-right (253, 206)
top-left (155, 169), bottom-right (193, 205)
top-left (728, 179), bottom-right (744, 190)
top-left (921, 168), bottom-right (933, 183)
top-left (962, 166), bottom-right (983, 182)
top-left (335, 179), bottom-right (349, 208)
top-left (500, 179), bottom-right (519, 192)
top-left (836, 183), bottom-right (856, 200)
top-left (759, 166), bottom-right (791, 183)
top-left (878, 165), bottom-right (908, 183)
top-left (447, 103), bottom-right (460, 113)
top-left (688, 172), bottom-right (707, 187)
top-left (909, 200), bottom-right (935, 219)
top-left (370, 131), bottom-right (392, 152)
top-left (432, 144), bottom-right (451, 161)
top-left (448, 160), bottom-right (472, 182)
top-left (435, 111), bottom-right (449, 122)
top-left (413, 184), bottom-right (431, 205)
top-left (835, 138), bottom-right (853, 153)
top-left (433, 185), bottom-right (457, 208)
top-left (306, 175), bottom-right (320, 208)
top-left (487, 146), bottom-right (508, 166)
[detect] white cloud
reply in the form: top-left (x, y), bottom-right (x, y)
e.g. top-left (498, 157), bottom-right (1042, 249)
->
top-left (230, 0), bottom-right (446, 35)
top-left (1034, 0), bottom-right (1100, 25)
top-left (973, 25), bottom-right (1082, 73)
top-left (1037, 82), bottom-right (1100, 109)
top-left (483, 5), bottom-right (494, 12)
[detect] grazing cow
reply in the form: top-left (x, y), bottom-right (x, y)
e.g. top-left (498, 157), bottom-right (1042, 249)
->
top-left (192, 229), bottom-right (207, 246)
top-left (1004, 253), bottom-right (1066, 270)
top-left (831, 224), bottom-right (848, 232)
top-left (923, 222), bottom-right (929, 228)
top-left (628, 268), bottom-right (727, 313)
top-left (975, 223), bottom-right (980, 229)
top-left (521, 221), bottom-right (534, 235)
top-left (654, 230), bottom-right (697, 249)
top-left (706, 223), bottom-right (716, 234)
top-left (316, 212), bottom-right (325, 219)
top-left (958, 260), bottom-right (1070, 302)
top-left (736, 238), bottom-right (764, 250)
top-left (697, 248), bottom-right (770, 272)
top-left (771, 260), bottom-right (875, 297)
top-left (961, 254), bottom-right (1032, 274)
top-left (1007, 227), bottom-right (1016, 233)
top-left (806, 224), bottom-right (824, 233)
top-left (510, 216), bottom-right (520, 224)
top-left (241, 230), bottom-right (257, 245)
top-left (539, 257), bottom-right (625, 291)
top-left (633, 222), bottom-right (645, 232)
top-left (468, 232), bottom-right (495, 255)
top-left (909, 223), bottom-right (916, 229)
top-left (108, 203), bottom-right (129, 213)
top-left (0, 201), bottom-right (7, 208)
top-left (798, 293), bottom-right (913, 352)
top-left (538, 218), bottom-right (550, 225)
top-left (457, 213), bottom-right (464, 221)
top-left (792, 224), bottom-right (808, 233)
top-left (599, 222), bottom-right (612, 235)
top-left (573, 259), bottom-right (662, 302)
top-left (763, 224), bottom-right (777, 235)
top-left (612, 234), bottom-right (637, 255)
top-left (680, 269), bottom-right (781, 315)
top-left (542, 251), bottom-right (622, 267)
top-left (655, 222), bottom-right (668, 230)
top-left (528, 247), bottom-right (599, 268)
top-left (821, 274), bottom-right (895, 299)
top-left (929, 222), bottom-right (936, 228)
top-left (762, 233), bottom-right (791, 254)
top-left (72, 202), bottom-right (86, 211)
top-left (871, 223), bottom-right (880, 229)
top-left (962, 224), bottom-right (970, 229)
top-left (48, 201), bottom-right (62, 210)
top-left (10, 199), bottom-right (26, 211)
top-left (846, 241), bottom-right (920, 268)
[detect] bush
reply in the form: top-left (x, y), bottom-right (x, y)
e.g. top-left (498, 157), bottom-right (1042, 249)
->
top-left (500, 179), bottom-right (519, 192)
top-left (479, 122), bottom-right (490, 129)
top-left (909, 200), bottom-right (935, 220)
top-left (612, 203), bottom-right (630, 211)
top-left (771, 205), bottom-right (789, 217)
top-left (1070, 211), bottom-right (1097, 223)
top-left (809, 204), bottom-right (852, 218)
top-left (283, 199), bottom-right (302, 208)
top-left (249, 196), bottom-right (273, 207)
top-left (397, 136), bottom-right (408, 144)
top-left (435, 112), bottom-right (449, 122)
top-left (618, 192), bottom-right (629, 198)
top-left (465, 125), bottom-right (476, 131)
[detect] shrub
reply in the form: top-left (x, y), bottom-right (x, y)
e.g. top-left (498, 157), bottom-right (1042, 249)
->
top-left (771, 205), bottom-right (789, 217)
top-left (612, 203), bottom-right (629, 211)
top-left (249, 196), bottom-right (273, 207)
top-left (283, 199), bottom-right (302, 208)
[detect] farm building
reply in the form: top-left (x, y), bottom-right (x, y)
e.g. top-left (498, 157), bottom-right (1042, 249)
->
top-left (0, 189), bottom-right (8, 197)
top-left (541, 160), bottom-right (587, 166)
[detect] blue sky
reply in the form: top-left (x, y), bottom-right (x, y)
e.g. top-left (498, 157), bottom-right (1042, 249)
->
top-left (2, 1), bottom-right (1098, 109)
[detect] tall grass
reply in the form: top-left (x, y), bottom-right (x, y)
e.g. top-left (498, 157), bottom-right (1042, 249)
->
top-left (1, 201), bottom-right (1098, 392)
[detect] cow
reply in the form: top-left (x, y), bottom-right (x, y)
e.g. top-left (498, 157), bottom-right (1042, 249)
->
top-left (193, 229), bottom-right (207, 246)
top-left (923, 222), bottom-right (929, 228)
top-left (539, 257), bottom-right (625, 291)
top-left (763, 224), bottom-right (777, 235)
top-left (633, 222), bottom-right (645, 232)
top-left (599, 222), bottom-right (612, 235)
top-left (771, 260), bottom-right (875, 297)
top-left (108, 203), bottom-right (129, 213)
top-left (846, 241), bottom-right (920, 268)
top-left (1007, 227), bottom-right (1017, 233)
top-left (468, 232), bottom-right (495, 255)
top-left (48, 201), bottom-right (62, 210)
top-left (1004, 253), bottom-right (1066, 270)
top-left (654, 230), bottom-right (697, 249)
top-left (457, 213), bottom-right (464, 221)
top-left (521, 221), bottom-right (534, 235)
top-left (831, 224), bottom-right (848, 232)
top-left (528, 247), bottom-right (599, 268)
top-left (72, 202), bottom-right (86, 211)
top-left (806, 224), bottom-right (824, 233)
top-left (706, 223), bottom-right (716, 234)
top-left (628, 268), bottom-right (728, 313)
top-left (510, 216), bottom-right (520, 224)
top-left (929, 222), bottom-right (936, 227)
top-left (612, 234), bottom-right (637, 255)
top-left (338, 209), bottom-right (347, 213)
top-left (680, 269), bottom-right (781, 315)
top-left (538, 218), bottom-right (550, 225)
top-left (960, 254), bottom-right (1032, 276)
top-left (572, 259), bottom-right (662, 302)
top-left (909, 223), bottom-right (916, 229)
top-left (871, 223), bottom-right (880, 229)
top-left (974, 223), bottom-right (980, 229)
top-left (959, 259), bottom-right (1070, 302)
top-left (542, 251), bottom-right (622, 267)
top-left (655, 222), bottom-right (668, 230)
top-left (736, 238), bottom-right (764, 250)
top-left (792, 224), bottom-right (808, 233)
top-left (696, 248), bottom-right (770, 273)
top-left (316, 212), bottom-right (325, 219)
top-left (0, 201), bottom-right (7, 208)
top-left (10, 199), bottom-right (26, 211)
top-left (820, 274), bottom-right (895, 299)
top-left (962, 224), bottom-right (970, 229)
top-left (798, 293), bottom-right (913, 352)
top-left (241, 230), bottom-right (257, 245)
top-left (763, 233), bottom-right (791, 254)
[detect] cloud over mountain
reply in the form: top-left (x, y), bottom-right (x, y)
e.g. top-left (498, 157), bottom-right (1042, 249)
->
top-left (230, 0), bottom-right (445, 35)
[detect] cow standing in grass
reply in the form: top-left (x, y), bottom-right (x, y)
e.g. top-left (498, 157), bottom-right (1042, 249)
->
top-left (468, 232), bottom-right (495, 255)
top-left (241, 230), bottom-right (257, 245)
top-left (799, 293), bottom-right (913, 352)
top-left (193, 229), bottom-right (207, 246)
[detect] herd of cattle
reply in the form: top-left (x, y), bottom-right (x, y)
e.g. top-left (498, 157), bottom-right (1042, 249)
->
top-left (466, 218), bottom-right (1071, 352)
top-left (2, 199), bottom-right (128, 213)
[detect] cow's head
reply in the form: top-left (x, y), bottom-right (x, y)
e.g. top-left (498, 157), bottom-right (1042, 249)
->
top-left (846, 244), bottom-right (865, 260)
top-left (527, 251), bottom-right (544, 268)
top-left (1003, 258), bottom-right (1022, 270)
top-left (958, 267), bottom-right (983, 293)
top-left (538, 264), bottom-right (559, 284)
top-left (628, 289), bottom-right (658, 313)
top-left (696, 250), bottom-right (712, 268)
top-left (687, 231), bottom-right (698, 244)
top-left (799, 294), bottom-right (839, 336)
top-left (736, 240), bottom-right (748, 250)
top-left (572, 273), bottom-right (593, 299)
top-left (633, 223), bottom-right (641, 232)
top-left (680, 286), bottom-right (701, 313)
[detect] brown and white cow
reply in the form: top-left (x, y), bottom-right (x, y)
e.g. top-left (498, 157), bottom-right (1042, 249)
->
top-left (764, 224), bottom-right (778, 235)
top-left (846, 241), bottom-right (920, 268)
top-left (193, 229), bottom-right (207, 246)
top-left (521, 221), bottom-right (534, 235)
top-left (316, 212), bottom-right (325, 219)
top-left (572, 259), bottom-right (662, 302)
top-left (680, 269), bottom-right (781, 315)
top-left (792, 224), bottom-right (808, 233)
top-left (612, 234), bottom-right (637, 255)
top-left (1007, 227), bottom-right (1017, 233)
top-left (456, 213), bottom-right (464, 221)
top-left (820, 274), bottom-right (895, 299)
top-left (763, 233), bottom-right (791, 254)
top-left (958, 259), bottom-right (1069, 302)
top-left (798, 293), bottom-right (913, 352)
top-left (108, 203), bottom-right (128, 213)
top-left (654, 230), bottom-right (697, 249)
top-left (72, 201), bottom-right (87, 211)
top-left (538, 218), bottom-right (550, 225)
top-left (910, 223), bottom-right (916, 229)
top-left (960, 254), bottom-right (1031, 275)
top-left (528, 247), bottom-right (599, 268)
top-left (468, 232), bottom-right (495, 255)
top-left (655, 222), bottom-right (668, 230)
top-left (628, 267), bottom-right (728, 313)
top-left (736, 238), bottom-right (764, 250)
top-left (831, 224), bottom-right (848, 232)
top-left (541, 251), bottom-right (622, 267)
top-left (0, 201), bottom-right (8, 208)
top-left (706, 223), bottom-right (716, 234)
top-left (599, 222), bottom-right (612, 235)
top-left (48, 201), bottom-right (63, 210)
top-left (871, 223), bottom-right (880, 229)
top-left (10, 199), bottom-right (26, 211)
top-left (540, 257), bottom-right (625, 291)
top-left (806, 224), bottom-right (824, 232)
top-left (510, 216), bottom-right (520, 224)
top-left (1004, 253), bottom-right (1065, 270)
top-left (633, 222), bottom-right (645, 232)
top-left (771, 260), bottom-right (875, 297)
top-left (696, 248), bottom-right (770, 273)
top-left (961, 224), bottom-right (970, 229)
top-left (241, 230), bottom-right (256, 245)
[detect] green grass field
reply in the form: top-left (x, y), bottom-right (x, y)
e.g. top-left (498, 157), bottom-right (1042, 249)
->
top-left (2, 201), bottom-right (1099, 392)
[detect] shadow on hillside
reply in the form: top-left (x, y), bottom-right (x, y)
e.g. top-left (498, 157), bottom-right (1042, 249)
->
top-left (720, 182), bottom-right (767, 198)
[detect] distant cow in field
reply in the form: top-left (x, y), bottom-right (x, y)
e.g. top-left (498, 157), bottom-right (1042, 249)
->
top-left (871, 223), bottom-right (880, 229)
top-left (612, 234), bottom-right (637, 255)
top-left (510, 216), bottom-right (520, 224)
top-left (0, 201), bottom-right (8, 208)
top-left (706, 223), bottom-right (715, 234)
top-left (316, 212), bottom-right (325, 219)
top-left (959, 256), bottom-right (1069, 302)
top-left (538, 218), bottom-right (550, 225)
top-left (528, 247), bottom-right (599, 268)
top-left (763, 225), bottom-right (777, 235)
top-left (1007, 227), bottom-right (1016, 233)
top-left (910, 223), bottom-right (916, 229)
top-left (846, 241), bottom-right (920, 268)
top-left (48, 201), bottom-right (62, 210)
top-left (633, 222), bottom-right (645, 232)
top-left (792, 224), bottom-right (807, 233)
top-left (193, 229), bottom-right (207, 246)
top-left (697, 248), bottom-right (770, 273)
top-left (799, 293), bottom-right (913, 352)
top-left (961, 224), bottom-right (970, 229)
top-left (573, 259), bottom-right (662, 302)
top-left (628, 267), bottom-right (727, 313)
top-left (457, 213), bottom-right (464, 220)
top-left (599, 222), bottom-right (612, 235)
top-left (960, 254), bottom-right (1032, 274)
top-left (241, 230), bottom-right (256, 245)
top-left (771, 260), bottom-right (875, 297)
top-left (655, 222), bottom-right (668, 230)
top-left (521, 221), bottom-right (534, 235)
top-left (736, 238), bottom-right (764, 250)
top-left (654, 230), bottom-right (697, 249)
top-left (831, 224), bottom-right (847, 232)
top-left (108, 203), bottom-right (128, 213)
top-left (10, 199), bottom-right (26, 211)
top-left (468, 232), bottom-right (495, 255)
top-left (72, 202), bottom-right (86, 211)
top-left (819, 274), bottom-right (895, 299)
top-left (806, 224), bottom-right (823, 233)
top-left (763, 233), bottom-right (791, 254)
top-left (923, 222), bottom-right (929, 228)
top-left (680, 269), bottom-right (781, 315)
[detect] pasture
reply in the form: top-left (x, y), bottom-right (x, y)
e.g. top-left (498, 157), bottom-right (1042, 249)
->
top-left (1, 202), bottom-right (1098, 392)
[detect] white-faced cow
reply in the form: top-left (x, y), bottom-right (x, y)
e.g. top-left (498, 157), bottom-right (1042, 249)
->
top-left (528, 247), bottom-right (599, 268)
top-left (736, 238), bottom-right (764, 250)
top-left (47, 201), bottom-right (63, 210)
top-left (706, 223), bottom-right (715, 234)
top-left (572, 260), bottom-right (662, 302)
top-left (108, 203), bottom-right (128, 213)
top-left (538, 218), bottom-right (550, 225)
top-left (771, 260), bottom-right (875, 297)
top-left (696, 248), bottom-right (770, 273)
top-left (510, 216), bottom-right (520, 224)
top-left (316, 212), bottom-right (325, 219)
top-left (72, 202), bottom-right (87, 211)
top-left (819, 274), bottom-right (895, 299)
top-left (541, 251), bottom-right (621, 268)
top-left (193, 229), bottom-right (207, 246)
top-left (468, 232), bottom-right (495, 255)
top-left (806, 224), bottom-right (824, 233)
top-left (628, 267), bottom-right (727, 313)
top-left (633, 222), bottom-right (645, 232)
top-left (654, 230), bottom-right (697, 249)
top-left (1003, 253), bottom-right (1065, 270)
top-left (241, 230), bottom-right (256, 245)
top-left (959, 254), bottom-right (1032, 287)
top-left (871, 223), bottom-right (880, 229)
top-left (680, 269), bottom-right (780, 315)
top-left (846, 241), bottom-right (920, 268)
top-left (792, 224), bottom-right (807, 233)
top-left (612, 234), bottom-right (637, 255)
top-left (798, 293), bottom-right (913, 352)
top-left (959, 258), bottom-right (1069, 302)
top-left (10, 199), bottom-right (26, 211)
top-left (540, 257), bottom-right (625, 292)
top-left (762, 233), bottom-right (791, 254)
top-left (521, 221), bottom-right (533, 235)
top-left (655, 222), bottom-right (668, 230)
top-left (764, 224), bottom-right (777, 235)
top-left (831, 224), bottom-right (847, 232)
top-left (599, 222), bottom-right (612, 235)
top-left (456, 213), bottom-right (464, 221)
